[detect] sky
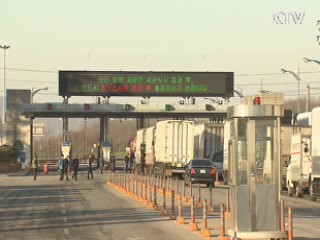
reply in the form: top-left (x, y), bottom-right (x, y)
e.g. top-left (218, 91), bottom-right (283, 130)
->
top-left (1, 0), bottom-right (320, 105)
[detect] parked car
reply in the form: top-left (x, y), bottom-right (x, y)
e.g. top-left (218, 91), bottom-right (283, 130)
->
top-left (210, 150), bottom-right (223, 180)
top-left (184, 158), bottom-right (216, 187)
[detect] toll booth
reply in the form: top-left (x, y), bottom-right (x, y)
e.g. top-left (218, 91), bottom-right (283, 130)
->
top-left (226, 104), bottom-right (286, 239)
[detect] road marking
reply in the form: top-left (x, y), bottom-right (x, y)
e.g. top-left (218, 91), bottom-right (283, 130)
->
top-left (63, 217), bottom-right (67, 223)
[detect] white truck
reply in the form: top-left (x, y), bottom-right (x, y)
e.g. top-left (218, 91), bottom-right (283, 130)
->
top-left (281, 124), bottom-right (312, 190)
top-left (134, 120), bottom-right (194, 177)
top-left (310, 107), bottom-right (320, 201)
top-left (286, 133), bottom-right (312, 197)
top-left (193, 122), bottom-right (224, 158)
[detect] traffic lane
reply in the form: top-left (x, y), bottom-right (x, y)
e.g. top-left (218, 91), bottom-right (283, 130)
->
top-left (170, 179), bottom-right (320, 239)
top-left (0, 173), bottom-right (205, 240)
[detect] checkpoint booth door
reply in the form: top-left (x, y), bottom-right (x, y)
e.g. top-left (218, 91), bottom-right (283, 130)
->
top-left (227, 104), bottom-right (286, 239)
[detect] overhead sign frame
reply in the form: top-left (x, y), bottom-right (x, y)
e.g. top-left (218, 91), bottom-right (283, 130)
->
top-left (59, 71), bottom-right (234, 98)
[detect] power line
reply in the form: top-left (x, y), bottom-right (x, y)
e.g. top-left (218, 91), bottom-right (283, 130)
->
top-left (1, 67), bottom-right (320, 76)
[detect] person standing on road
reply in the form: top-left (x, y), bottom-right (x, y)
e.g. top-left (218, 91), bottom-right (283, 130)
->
top-left (87, 154), bottom-right (94, 179)
top-left (110, 152), bottom-right (116, 172)
top-left (124, 152), bottom-right (129, 173)
top-left (72, 155), bottom-right (79, 180)
top-left (100, 155), bottom-right (104, 174)
top-left (59, 154), bottom-right (64, 180)
top-left (32, 154), bottom-right (38, 181)
top-left (60, 155), bottom-right (69, 181)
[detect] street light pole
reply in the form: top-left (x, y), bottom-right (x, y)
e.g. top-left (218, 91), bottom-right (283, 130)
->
top-left (303, 57), bottom-right (320, 65)
top-left (31, 86), bottom-right (49, 103)
top-left (0, 45), bottom-right (10, 145)
top-left (30, 86), bottom-right (49, 166)
top-left (303, 57), bottom-right (320, 112)
top-left (281, 68), bottom-right (301, 113)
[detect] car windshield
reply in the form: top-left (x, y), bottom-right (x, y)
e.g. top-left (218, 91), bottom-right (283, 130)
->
top-left (191, 159), bottom-right (212, 166)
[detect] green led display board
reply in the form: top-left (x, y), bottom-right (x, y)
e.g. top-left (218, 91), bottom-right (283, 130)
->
top-left (59, 71), bottom-right (234, 97)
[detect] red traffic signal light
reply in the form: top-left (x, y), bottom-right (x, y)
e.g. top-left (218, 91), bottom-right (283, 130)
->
top-left (254, 97), bottom-right (261, 105)
top-left (84, 103), bottom-right (90, 110)
top-left (47, 103), bottom-right (53, 110)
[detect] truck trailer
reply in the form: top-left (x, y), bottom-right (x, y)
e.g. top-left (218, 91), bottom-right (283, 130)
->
top-left (133, 120), bottom-right (194, 177)
top-left (193, 122), bottom-right (224, 159)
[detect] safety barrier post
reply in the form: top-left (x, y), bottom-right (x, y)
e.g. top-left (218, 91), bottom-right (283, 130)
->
top-left (159, 176), bottom-right (163, 193)
top-left (281, 199), bottom-right (285, 232)
top-left (134, 178), bottom-right (138, 200)
top-left (188, 181), bottom-right (193, 205)
top-left (183, 182), bottom-right (188, 203)
top-left (125, 174), bottom-right (131, 196)
top-left (215, 170), bottom-right (220, 186)
top-left (176, 193), bottom-right (185, 224)
top-left (176, 178), bottom-right (180, 200)
top-left (197, 184), bottom-right (203, 208)
top-left (167, 177), bottom-right (171, 196)
top-left (225, 189), bottom-right (231, 220)
top-left (131, 174), bottom-right (134, 197)
top-left (148, 180), bottom-right (153, 208)
top-left (201, 199), bottom-right (211, 237)
top-left (288, 207), bottom-right (293, 240)
top-left (170, 190), bottom-right (176, 220)
top-left (140, 178), bottom-right (144, 202)
top-left (161, 187), bottom-right (167, 215)
top-left (153, 183), bottom-right (158, 210)
top-left (209, 184), bottom-right (214, 213)
top-left (217, 203), bottom-right (229, 240)
top-left (189, 195), bottom-right (199, 231)
top-left (144, 177), bottom-right (148, 204)
top-left (166, 178), bottom-right (169, 194)
top-left (156, 175), bottom-right (159, 191)
top-left (123, 174), bottom-right (125, 191)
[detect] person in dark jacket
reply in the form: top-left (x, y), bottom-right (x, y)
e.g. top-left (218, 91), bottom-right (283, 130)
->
top-left (60, 156), bottom-right (69, 181)
top-left (124, 152), bottom-right (129, 173)
top-left (87, 154), bottom-right (94, 179)
top-left (72, 155), bottom-right (79, 180)
top-left (59, 155), bottom-right (64, 180)
top-left (32, 154), bottom-right (38, 181)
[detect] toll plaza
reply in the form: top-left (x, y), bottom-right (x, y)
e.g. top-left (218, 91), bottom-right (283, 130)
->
top-left (19, 70), bottom-right (234, 164)
top-left (226, 99), bottom-right (287, 239)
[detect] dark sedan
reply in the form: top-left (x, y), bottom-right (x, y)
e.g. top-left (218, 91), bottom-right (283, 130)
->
top-left (184, 158), bottom-right (216, 187)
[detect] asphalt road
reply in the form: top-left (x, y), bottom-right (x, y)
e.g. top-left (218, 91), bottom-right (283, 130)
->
top-left (0, 170), bottom-right (206, 240)
top-left (1, 169), bottom-right (320, 240)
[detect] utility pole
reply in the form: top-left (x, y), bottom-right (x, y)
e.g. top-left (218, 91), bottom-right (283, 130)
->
top-left (306, 84), bottom-right (311, 112)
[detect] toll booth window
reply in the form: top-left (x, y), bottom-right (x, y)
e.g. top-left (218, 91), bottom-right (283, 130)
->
top-left (238, 119), bottom-right (248, 185)
top-left (255, 120), bottom-right (275, 184)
